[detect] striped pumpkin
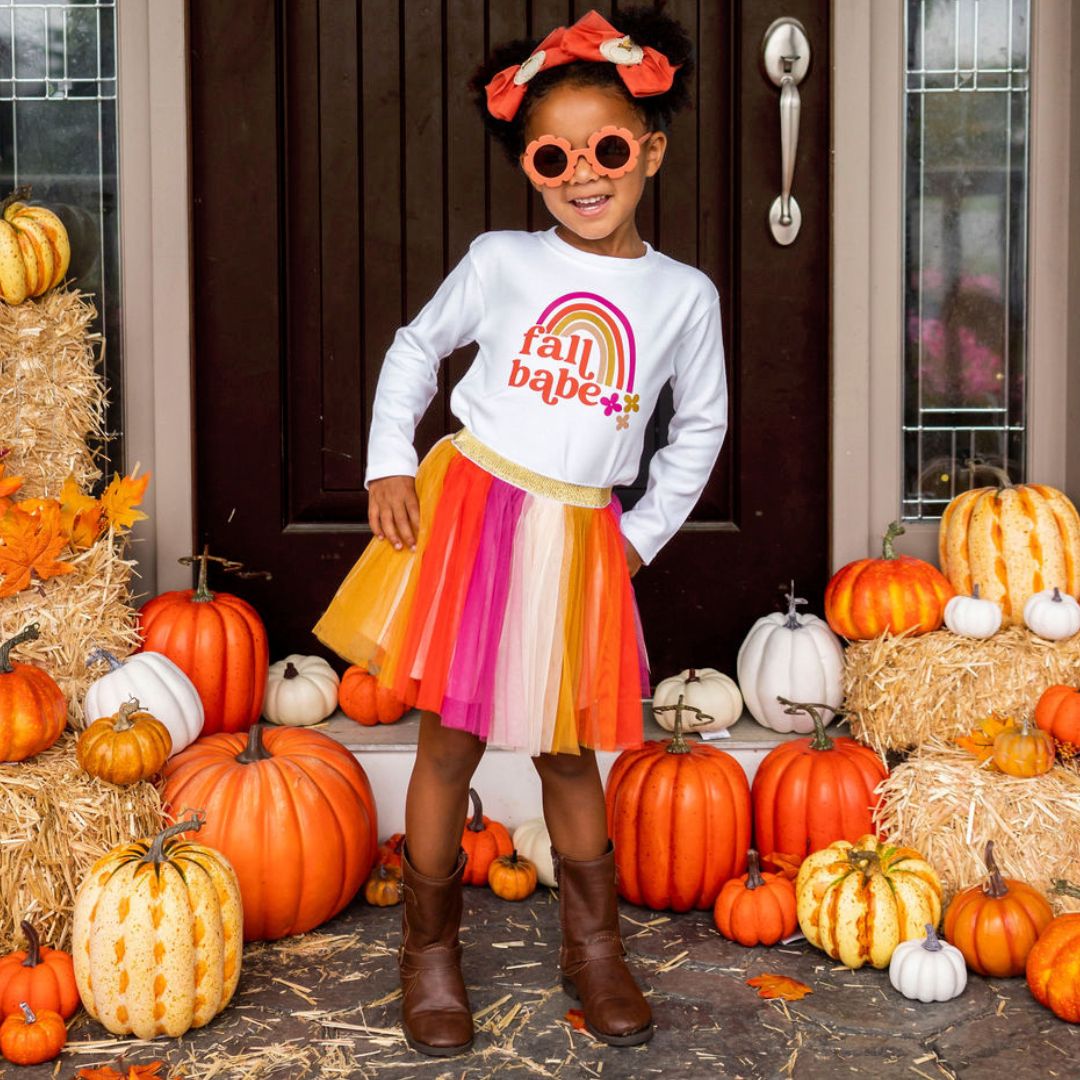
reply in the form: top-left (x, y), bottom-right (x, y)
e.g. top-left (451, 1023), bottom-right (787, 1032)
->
top-left (795, 835), bottom-right (943, 969)
top-left (939, 474), bottom-right (1080, 626)
top-left (72, 815), bottom-right (243, 1039)
top-left (825, 522), bottom-right (954, 639)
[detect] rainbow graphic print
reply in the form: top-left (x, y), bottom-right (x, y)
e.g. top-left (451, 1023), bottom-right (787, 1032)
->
top-left (536, 292), bottom-right (636, 394)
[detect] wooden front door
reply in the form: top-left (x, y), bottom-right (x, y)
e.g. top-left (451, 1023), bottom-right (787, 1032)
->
top-left (190, 1), bottom-right (830, 681)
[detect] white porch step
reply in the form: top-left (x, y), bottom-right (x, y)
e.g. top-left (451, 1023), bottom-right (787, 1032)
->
top-left (317, 706), bottom-right (837, 836)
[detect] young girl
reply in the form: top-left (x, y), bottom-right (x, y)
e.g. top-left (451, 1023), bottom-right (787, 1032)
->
top-left (314, 7), bottom-right (727, 1057)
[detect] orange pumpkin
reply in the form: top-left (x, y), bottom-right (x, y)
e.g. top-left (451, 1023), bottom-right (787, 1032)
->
top-left (0, 1002), bottom-right (66, 1066)
top-left (1026, 880), bottom-right (1080, 1023)
top-left (162, 723), bottom-right (377, 941)
top-left (339, 666), bottom-right (407, 726)
top-left (713, 849), bottom-right (798, 947)
top-left (488, 851), bottom-right (537, 901)
top-left (0, 624), bottom-right (67, 762)
top-left (825, 522), bottom-right (955, 639)
top-left (460, 789), bottom-right (512, 886)
top-left (138, 547), bottom-right (268, 736)
top-left (375, 833), bottom-right (406, 870)
top-left (943, 841), bottom-right (1054, 977)
top-left (364, 864), bottom-right (403, 907)
top-left (76, 698), bottom-right (172, 785)
top-left (605, 707), bottom-right (751, 911)
top-left (0, 921), bottom-right (79, 1020)
top-left (1034, 685), bottom-right (1080, 757)
top-left (992, 719), bottom-right (1056, 778)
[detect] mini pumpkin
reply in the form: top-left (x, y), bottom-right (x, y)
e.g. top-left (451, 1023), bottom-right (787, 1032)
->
top-left (512, 818), bottom-right (556, 887)
top-left (375, 833), bottom-right (406, 871)
top-left (488, 851), bottom-right (538, 902)
top-left (1026, 880), bottom-right (1080, 1023)
top-left (713, 849), bottom-right (797, 947)
top-left (1034, 685), bottom-right (1080, 758)
top-left (992, 718), bottom-right (1056, 778)
top-left (1023, 587), bottom-right (1080, 641)
top-left (651, 668), bottom-right (742, 734)
top-left (76, 698), bottom-right (172, 785)
top-left (0, 186), bottom-right (71, 304)
top-left (0, 624), bottom-right (67, 762)
top-left (364, 863), bottom-right (403, 907)
top-left (263, 654), bottom-right (339, 726)
top-left (460, 788), bottom-right (512, 886)
top-left (0, 920), bottom-right (79, 1020)
top-left (0, 1001), bottom-right (66, 1066)
top-left (943, 841), bottom-right (1053, 978)
top-left (943, 584), bottom-right (1003, 640)
top-left (888, 924), bottom-right (967, 1003)
top-left (338, 666), bottom-right (407, 726)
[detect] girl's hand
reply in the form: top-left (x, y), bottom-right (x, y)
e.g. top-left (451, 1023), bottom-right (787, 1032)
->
top-left (623, 536), bottom-right (643, 578)
top-left (368, 475), bottom-right (421, 551)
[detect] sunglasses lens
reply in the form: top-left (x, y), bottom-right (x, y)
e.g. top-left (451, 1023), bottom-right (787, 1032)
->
top-left (532, 143), bottom-right (569, 179)
top-left (594, 134), bottom-right (631, 171)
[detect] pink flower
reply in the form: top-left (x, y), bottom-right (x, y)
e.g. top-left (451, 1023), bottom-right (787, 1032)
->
top-left (600, 393), bottom-right (622, 416)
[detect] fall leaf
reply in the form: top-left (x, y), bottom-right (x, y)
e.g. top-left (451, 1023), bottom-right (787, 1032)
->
top-left (70, 504), bottom-right (105, 550)
top-left (563, 1008), bottom-right (587, 1031)
top-left (762, 851), bottom-right (803, 880)
top-left (0, 461), bottom-right (22, 499)
top-left (77, 1062), bottom-right (167, 1080)
top-left (746, 973), bottom-right (813, 1001)
top-left (98, 471), bottom-right (150, 531)
top-left (0, 503), bottom-right (76, 597)
top-left (955, 715), bottom-right (1020, 762)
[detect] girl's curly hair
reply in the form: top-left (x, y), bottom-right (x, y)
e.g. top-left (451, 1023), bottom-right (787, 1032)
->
top-left (469, 5), bottom-right (695, 165)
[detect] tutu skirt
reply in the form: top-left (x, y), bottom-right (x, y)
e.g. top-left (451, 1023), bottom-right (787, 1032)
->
top-left (313, 431), bottom-right (650, 754)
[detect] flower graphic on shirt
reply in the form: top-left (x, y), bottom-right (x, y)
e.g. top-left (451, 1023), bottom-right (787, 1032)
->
top-left (622, 393), bottom-right (640, 413)
top-left (616, 413), bottom-right (630, 431)
top-left (600, 393), bottom-right (622, 416)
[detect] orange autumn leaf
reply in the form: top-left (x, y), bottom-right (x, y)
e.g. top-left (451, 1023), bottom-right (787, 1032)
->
top-left (955, 715), bottom-right (1020, 762)
top-left (0, 502), bottom-right (76, 597)
top-left (126, 1065), bottom-right (167, 1079)
top-left (0, 461), bottom-right (23, 499)
top-left (746, 973), bottom-right (813, 1001)
top-left (99, 471), bottom-right (150, 531)
top-left (70, 504), bottom-right (105, 550)
top-left (563, 1008), bottom-right (587, 1031)
top-left (77, 1062), bottom-right (167, 1080)
top-left (762, 851), bottom-right (803, 880)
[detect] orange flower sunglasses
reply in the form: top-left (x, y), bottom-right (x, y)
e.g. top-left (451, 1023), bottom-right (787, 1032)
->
top-left (521, 126), bottom-right (651, 187)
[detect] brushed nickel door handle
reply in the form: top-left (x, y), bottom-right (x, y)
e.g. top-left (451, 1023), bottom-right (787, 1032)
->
top-left (761, 17), bottom-right (811, 246)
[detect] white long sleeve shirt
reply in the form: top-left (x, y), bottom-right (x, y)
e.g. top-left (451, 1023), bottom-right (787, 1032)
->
top-left (366, 228), bottom-right (728, 565)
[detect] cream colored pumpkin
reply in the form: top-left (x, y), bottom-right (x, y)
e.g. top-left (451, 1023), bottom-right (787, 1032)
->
top-left (939, 475), bottom-right (1080, 626)
top-left (512, 818), bottom-right (556, 887)
top-left (651, 668), bottom-right (742, 734)
top-left (1023, 587), bottom-right (1080, 641)
top-left (943, 584), bottom-right (1003, 640)
top-left (795, 835), bottom-right (943, 970)
top-left (72, 816), bottom-right (243, 1039)
top-left (263, 654), bottom-right (339, 726)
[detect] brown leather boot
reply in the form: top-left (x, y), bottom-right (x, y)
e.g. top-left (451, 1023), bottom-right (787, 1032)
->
top-left (399, 846), bottom-right (474, 1056)
top-left (553, 843), bottom-right (653, 1045)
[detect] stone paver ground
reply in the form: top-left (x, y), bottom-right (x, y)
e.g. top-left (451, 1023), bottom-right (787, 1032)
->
top-left (8, 888), bottom-right (1076, 1080)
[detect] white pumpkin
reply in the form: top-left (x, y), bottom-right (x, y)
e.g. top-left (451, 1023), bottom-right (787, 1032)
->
top-left (512, 818), bottom-right (556, 887)
top-left (944, 584), bottom-right (1003, 639)
top-left (736, 585), bottom-right (844, 733)
top-left (263, 654), bottom-right (339, 726)
top-left (84, 649), bottom-right (203, 755)
top-left (888, 924), bottom-right (967, 1003)
top-left (651, 668), bottom-right (742, 733)
top-left (1023, 587), bottom-right (1080, 641)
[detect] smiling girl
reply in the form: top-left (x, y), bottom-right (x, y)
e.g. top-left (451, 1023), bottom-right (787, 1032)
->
top-left (314, 6), bottom-right (727, 1056)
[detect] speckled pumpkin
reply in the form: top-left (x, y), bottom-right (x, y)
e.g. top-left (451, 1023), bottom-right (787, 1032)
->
top-left (72, 815), bottom-right (243, 1039)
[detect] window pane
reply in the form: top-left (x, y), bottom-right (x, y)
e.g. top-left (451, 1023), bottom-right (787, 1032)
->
top-left (903, 0), bottom-right (1029, 520)
top-left (0, 0), bottom-right (121, 479)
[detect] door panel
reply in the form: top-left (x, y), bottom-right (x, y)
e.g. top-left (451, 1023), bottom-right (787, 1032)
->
top-left (190, 0), bottom-right (829, 679)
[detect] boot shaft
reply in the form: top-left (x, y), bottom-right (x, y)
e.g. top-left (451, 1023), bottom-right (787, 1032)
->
top-left (401, 847), bottom-right (467, 953)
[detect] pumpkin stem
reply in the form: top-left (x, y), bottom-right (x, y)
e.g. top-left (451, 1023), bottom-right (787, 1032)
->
top-left (191, 544), bottom-right (215, 603)
top-left (86, 647), bottom-right (124, 671)
top-left (964, 458), bottom-right (1014, 491)
top-left (140, 813), bottom-right (205, 866)
top-left (1051, 879), bottom-right (1080, 900)
top-left (0, 623), bottom-right (40, 674)
top-left (235, 723), bottom-right (273, 764)
top-left (686, 668), bottom-right (699, 683)
top-left (745, 849), bottom-right (765, 891)
top-left (19, 921), bottom-right (41, 968)
top-left (981, 841), bottom-right (1009, 899)
top-left (114, 697), bottom-right (142, 732)
top-left (848, 848), bottom-right (881, 877)
top-left (466, 788), bottom-right (486, 832)
top-left (15, 1001), bottom-right (36, 1025)
top-left (179, 546), bottom-right (272, 601)
top-left (0, 185), bottom-right (33, 217)
top-left (777, 697), bottom-right (837, 750)
top-left (1052, 587), bottom-right (1063, 603)
top-left (783, 581), bottom-right (809, 630)
top-left (921, 923), bottom-right (944, 952)
top-left (284, 661), bottom-right (300, 679)
top-left (652, 694), bottom-right (715, 749)
top-left (881, 521), bottom-right (906, 561)
top-left (972, 584), bottom-right (981, 600)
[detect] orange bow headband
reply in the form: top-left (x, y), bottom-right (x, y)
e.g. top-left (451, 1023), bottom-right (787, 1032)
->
top-left (485, 10), bottom-right (680, 122)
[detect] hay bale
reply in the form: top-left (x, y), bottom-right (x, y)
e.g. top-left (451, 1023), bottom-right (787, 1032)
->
top-left (0, 530), bottom-right (141, 726)
top-left (874, 739), bottom-right (1080, 913)
top-left (0, 734), bottom-right (163, 952)
top-left (843, 626), bottom-right (1080, 755)
top-left (0, 287), bottom-right (106, 498)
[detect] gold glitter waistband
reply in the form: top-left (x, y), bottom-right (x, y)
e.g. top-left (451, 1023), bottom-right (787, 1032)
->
top-left (450, 428), bottom-right (612, 508)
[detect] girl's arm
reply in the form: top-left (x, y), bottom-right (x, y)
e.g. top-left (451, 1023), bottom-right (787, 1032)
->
top-left (618, 298), bottom-right (728, 566)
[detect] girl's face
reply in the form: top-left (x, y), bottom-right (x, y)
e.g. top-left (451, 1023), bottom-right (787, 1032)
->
top-left (522, 83), bottom-right (667, 258)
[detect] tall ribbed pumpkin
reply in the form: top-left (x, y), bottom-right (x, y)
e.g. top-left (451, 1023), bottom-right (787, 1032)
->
top-left (0, 624), bottom-right (67, 762)
top-left (72, 815), bottom-right (243, 1039)
top-left (605, 700), bottom-right (751, 911)
top-left (162, 724), bottom-right (377, 941)
top-left (939, 471), bottom-right (1080, 626)
top-left (137, 547), bottom-right (268, 735)
top-left (825, 522), bottom-right (954, 639)
top-left (752, 700), bottom-right (888, 861)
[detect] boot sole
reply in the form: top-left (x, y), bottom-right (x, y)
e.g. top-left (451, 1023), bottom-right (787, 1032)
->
top-left (562, 978), bottom-right (654, 1047)
top-left (403, 1028), bottom-right (474, 1057)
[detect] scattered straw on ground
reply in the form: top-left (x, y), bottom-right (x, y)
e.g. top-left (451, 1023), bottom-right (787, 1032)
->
top-left (0, 287), bottom-right (107, 498)
top-left (0, 530), bottom-right (142, 726)
top-left (844, 626), bottom-right (1080, 755)
top-left (875, 738), bottom-right (1080, 910)
top-left (0, 734), bottom-right (163, 951)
